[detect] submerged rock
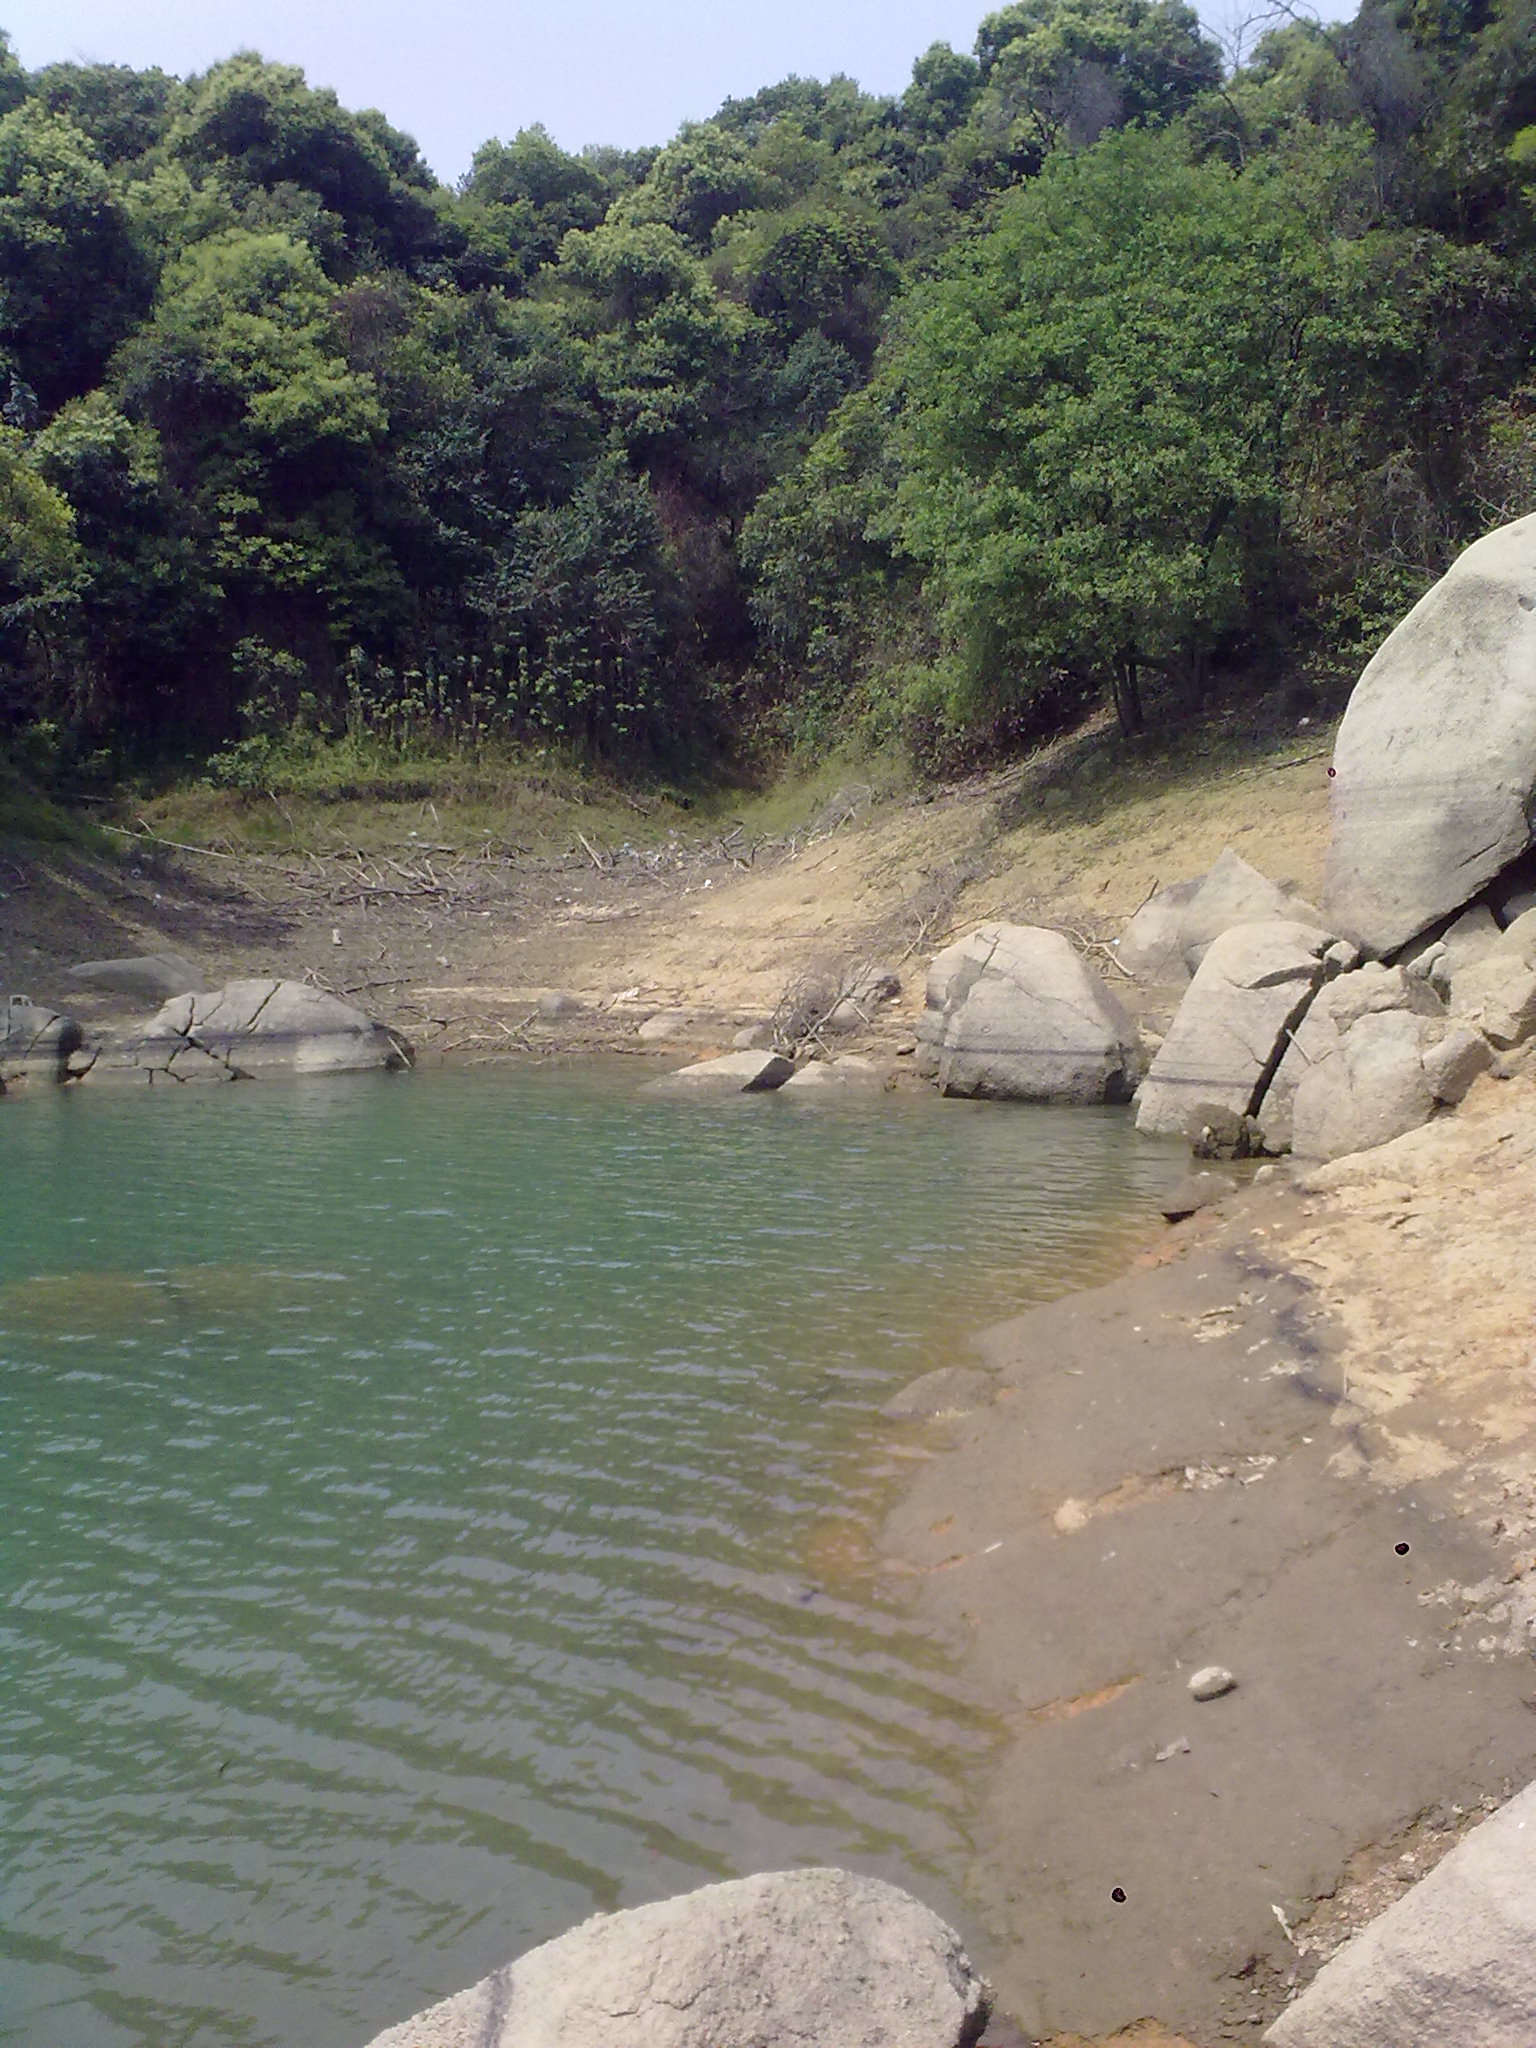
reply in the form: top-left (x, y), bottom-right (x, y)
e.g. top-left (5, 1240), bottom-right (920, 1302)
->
top-left (651, 1049), bottom-right (794, 1092)
top-left (1, 997), bottom-right (84, 1084)
top-left (360, 1867), bottom-right (992, 2048)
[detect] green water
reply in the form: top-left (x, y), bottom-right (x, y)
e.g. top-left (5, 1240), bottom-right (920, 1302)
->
top-left (0, 1065), bottom-right (1171, 2048)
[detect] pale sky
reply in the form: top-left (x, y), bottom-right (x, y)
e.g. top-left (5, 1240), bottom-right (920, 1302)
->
top-left (0, 0), bottom-right (1355, 185)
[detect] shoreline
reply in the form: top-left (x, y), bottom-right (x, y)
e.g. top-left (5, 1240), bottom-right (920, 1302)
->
top-left (879, 1071), bottom-right (1536, 2044)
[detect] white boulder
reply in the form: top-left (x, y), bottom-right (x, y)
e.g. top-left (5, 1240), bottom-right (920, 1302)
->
top-left (360, 1868), bottom-right (992, 2048)
top-left (917, 924), bottom-right (1140, 1103)
top-left (1325, 512), bottom-right (1536, 955)
top-left (1134, 921), bottom-right (1343, 1139)
top-left (1266, 1780), bottom-right (1536, 2048)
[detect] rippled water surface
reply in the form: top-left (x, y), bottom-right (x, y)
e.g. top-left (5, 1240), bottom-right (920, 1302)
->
top-left (1, 1064), bottom-right (1171, 2047)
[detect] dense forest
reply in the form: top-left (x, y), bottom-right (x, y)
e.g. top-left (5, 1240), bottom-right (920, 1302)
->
top-left (1, 0), bottom-right (1534, 788)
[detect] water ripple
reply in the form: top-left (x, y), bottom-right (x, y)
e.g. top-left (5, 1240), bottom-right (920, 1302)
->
top-left (0, 1065), bottom-right (1174, 2047)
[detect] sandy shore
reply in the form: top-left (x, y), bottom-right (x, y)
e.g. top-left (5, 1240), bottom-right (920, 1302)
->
top-left (884, 1072), bottom-right (1536, 2045)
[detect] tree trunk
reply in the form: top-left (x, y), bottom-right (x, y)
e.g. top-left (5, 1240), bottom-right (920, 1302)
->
top-left (1111, 654), bottom-right (1144, 736)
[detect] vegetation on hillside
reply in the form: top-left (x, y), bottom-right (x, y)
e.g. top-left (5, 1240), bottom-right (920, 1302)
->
top-left (0, 0), bottom-right (1533, 792)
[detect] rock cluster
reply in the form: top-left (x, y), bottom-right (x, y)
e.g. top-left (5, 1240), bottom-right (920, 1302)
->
top-left (360, 1867), bottom-right (991, 2048)
top-left (0, 972), bottom-right (410, 1089)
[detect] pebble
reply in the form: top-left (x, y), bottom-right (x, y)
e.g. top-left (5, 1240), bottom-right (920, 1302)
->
top-left (1188, 1665), bottom-right (1238, 1700)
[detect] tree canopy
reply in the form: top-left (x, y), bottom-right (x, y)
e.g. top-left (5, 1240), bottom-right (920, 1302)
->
top-left (0, 0), bottom-right (1533, 775)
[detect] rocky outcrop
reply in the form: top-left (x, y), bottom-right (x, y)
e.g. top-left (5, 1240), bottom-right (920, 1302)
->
top-left (360, 1868), bottom-right (991, 2048)
top-left (1289, 1007), bottom-right (1440, 1161)
top-left (917, 924), bottom-right (1140, 1103)
top-left (1, 997), bottom-right (85, 1084)
top-left (68, 953), bottom-right (205, 1001)
top-left (1325, 512), bottom-right (1536, 956)
top-left (1266, 1780), bottom-right (1536, 2047)
top-left (1115, 854), bottom-right (1327, 991)
top-left (650, 1049), bottom-right (794, 1092)
top-left (1134, 921), bottom-right (1347, 1139)
top-left (122, 980), bottom-right (409, 1081)
top-left (1257, 962), bottom-right (1441, 1153)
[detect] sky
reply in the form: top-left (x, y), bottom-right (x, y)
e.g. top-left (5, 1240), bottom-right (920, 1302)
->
top-left (0, 0), bottom-right (1355, 186)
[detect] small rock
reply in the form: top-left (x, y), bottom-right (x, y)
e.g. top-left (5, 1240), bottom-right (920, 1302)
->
top-left (68, 952), bottom-right (205, 1001)
top-left (650, 1050), bottom-right (794, 1093)
top-left (1159, 1171), bottom-right (1238, 1222)
top-left (637, 1010), bottom-right (699, 1042)
top-left (732, 1022), bottom-right (774, 1050)
top-left (1188, 1665), bottom-right (1238, 1700)
top-left (1154, 1736), bottom-right (1192, 1761)
top-left (537, 991), bottom-right (584, 1018)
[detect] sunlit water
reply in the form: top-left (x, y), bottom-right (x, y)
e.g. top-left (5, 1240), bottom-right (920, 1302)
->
top-left (0, 1064), bottom-right (1172, 2048)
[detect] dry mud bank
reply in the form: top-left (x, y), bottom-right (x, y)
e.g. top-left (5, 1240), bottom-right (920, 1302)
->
top-left (885, 1074), bottom-right (1536, 2045)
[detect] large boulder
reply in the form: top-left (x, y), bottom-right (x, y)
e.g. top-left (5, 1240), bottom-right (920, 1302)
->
top-left (360, 1868), bottom-right (991, 2048)
top-left (1257, 962), bottom-right (1441, 1152)
top-left (1114, 855), bottom-right (1327, 991)
top-left (1, 997), bottom-right (84, 1084)
top-left (1113, 876), bottom-right (1205, 985)
top-left (916, 923), bottom-right (1139, 1103)
top-left (68, 952), bottom-right (205, 1001)
top-left (1177, 849), bottom-right (1328, 970)
top-left (1134, 920), bottom-right (1345, 1139)
top-left (1325, 512), bottom-right (1536, 956)
top-left (1266, 1780), bottom-right (1536, 2047)
top-left (130, 980), bottom-right (409, 1080)
top-left (1289, 1007), bottom-right (1440, 1162)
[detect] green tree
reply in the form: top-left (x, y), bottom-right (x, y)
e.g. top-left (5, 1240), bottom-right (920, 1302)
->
top-left (0, 101), bottom-right (150, 409)
top-left (33, 62), bottom-right (176, 163)
top-left (884, 130), bottom-right (1329, 733)
top-left (166, 52), bottom-right (441, 271)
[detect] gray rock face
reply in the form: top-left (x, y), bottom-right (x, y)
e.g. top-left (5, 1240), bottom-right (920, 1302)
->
top-left (360, 1867), bottom-right (992, 2048)
top-left (1451, 950), bottom-right (1536, 1048)
top-left (1290, 1008), bottom-right (1439, 1161)
top-left (918, 924), bottom-right (1140, 1104)
top-left (652, 1050), bottom-right (794, 1092)
top-left (130, 980), bottom-right (409, 1081)
top-left (1135, 921), bottom-right (1342, 1140)
top-left (1257, 963), bottom-right (1440, 1153)
top-left (1422, 1024), bottom-right (1495, 1104)
top-left (1114, 877), bottom-right (1205, 985)
top-left (1265, 1779), bottom-right (1536, 2048)
top-left (67, 953), bottom-right (205, 1001)
top-left (1178, 850), bottom-right (1327, 970)
top-left (1325, 512), bottom-right (1536, 955)
top-left (1, 997), bottom-right (84, 1083)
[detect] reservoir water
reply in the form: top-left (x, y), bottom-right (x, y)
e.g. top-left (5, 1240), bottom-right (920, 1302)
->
top-left (0, 1065), bottom-right (1171, 2048)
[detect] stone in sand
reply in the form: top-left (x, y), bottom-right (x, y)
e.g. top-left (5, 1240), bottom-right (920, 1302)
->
top-left (1257, 961), bottom-right (1440, 1153)
top-left (1289, 1008), bottom-right (1439, 1162)
top-left (1187, 1666), bottom-right (1237, 1700)
top-left (881, 1365), bottom-right (996, 1420)
top-left (359, 1867), bottom-right (992, 2048)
